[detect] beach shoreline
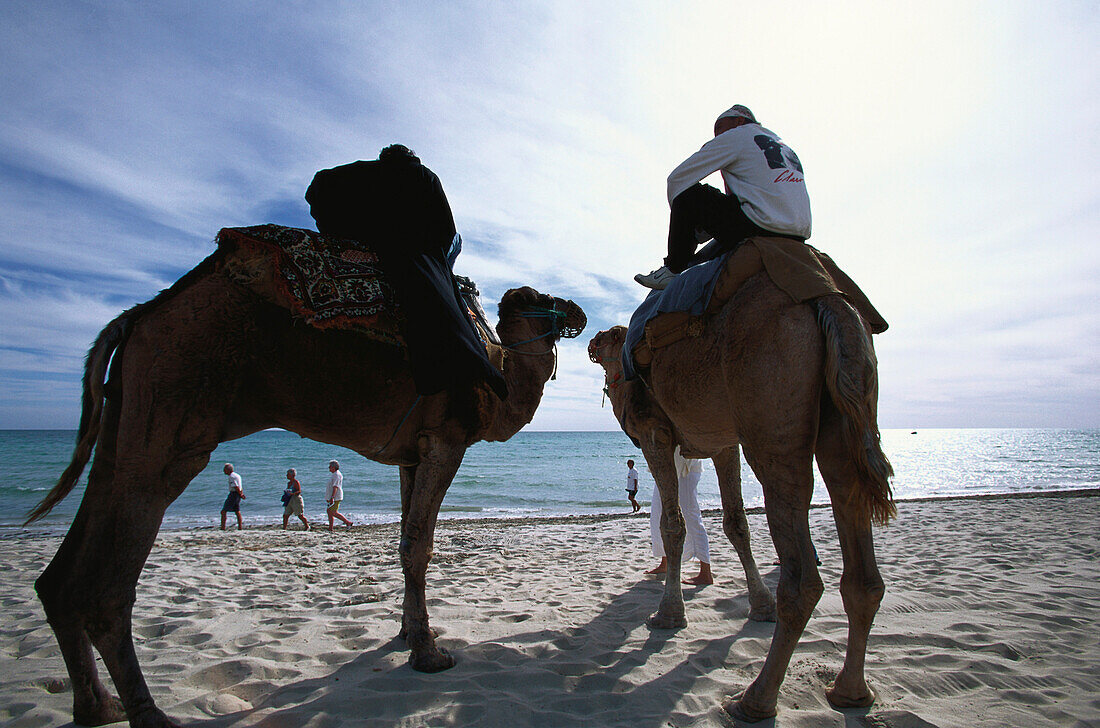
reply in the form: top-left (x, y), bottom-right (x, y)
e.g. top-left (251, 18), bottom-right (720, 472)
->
top-left (3, 489), bottom-right (1098, 727)
top-left (4, 486), bottom-right (1097, 541)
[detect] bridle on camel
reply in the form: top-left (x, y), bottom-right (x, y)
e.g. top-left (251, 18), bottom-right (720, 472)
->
top-left (501, 304), bottom-right (569, 381)
top-left (374, 304), bottom-right (571, 456)
top-left (587, 337), bottom-right (621, 407)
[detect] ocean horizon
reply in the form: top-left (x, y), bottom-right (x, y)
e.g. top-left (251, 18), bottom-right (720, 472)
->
top-left (3, 428), bottom-right (1097, 535)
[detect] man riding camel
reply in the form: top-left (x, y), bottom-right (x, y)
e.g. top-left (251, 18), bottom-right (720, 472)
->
top-left (306, 144), bottom-right (507, 400)
top-left (635, 105), bottom-right (811, 290)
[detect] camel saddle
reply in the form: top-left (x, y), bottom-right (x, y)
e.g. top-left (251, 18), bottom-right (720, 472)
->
top-left (213, 224), bottom-right (503, 369)
top-left (628, 236), bottom-right (888, 373)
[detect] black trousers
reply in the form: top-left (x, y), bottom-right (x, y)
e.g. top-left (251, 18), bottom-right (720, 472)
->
top-left (664, 183), bottom-right (775, 273)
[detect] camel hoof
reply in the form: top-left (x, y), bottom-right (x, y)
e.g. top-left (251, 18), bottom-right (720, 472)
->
top-left (409, 647), bottom-right (455, 673)
top-left (398, 625), bottom-right (439, 641)
top-left (748, 604), bottom-right (777, 622)
top-left (128, 704), bottom-right (184, 728)
top-left (826, 683), bottom-right (876, 709)
top-left (646, 611), bottom-right (687, 630)
top-left (73, 694), bottom-right (127, 727)
top-left (722, 691), bottom-right (777, 723)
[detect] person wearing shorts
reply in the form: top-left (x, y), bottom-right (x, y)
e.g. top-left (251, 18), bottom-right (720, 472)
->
top-left (325, 460), bottom-right (353, 530)
top-left (282, 468), bottom-right (310, 530)
top-left (220, 463), bottom-right (245, 530)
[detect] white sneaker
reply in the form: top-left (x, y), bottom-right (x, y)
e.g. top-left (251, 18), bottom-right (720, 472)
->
top-left (634, 266), bottom-right (676, 290)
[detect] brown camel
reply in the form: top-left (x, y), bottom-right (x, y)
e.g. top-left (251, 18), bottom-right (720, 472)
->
top-left (588, 332), bottom-right (777, 625)
top-left (586, 274), bottom-right (893, 722)
top-left (26, 259), bottom-right (585, 728)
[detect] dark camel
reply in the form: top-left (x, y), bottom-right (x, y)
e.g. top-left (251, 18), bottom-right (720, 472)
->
top-left (586, 271), bottom-right (893, 722)
top-left (26, 261), bottom-right (585, 728)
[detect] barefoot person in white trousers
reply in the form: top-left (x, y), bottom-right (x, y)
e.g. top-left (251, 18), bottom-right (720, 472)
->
top-left (646, 447), bottom-right (713, 585)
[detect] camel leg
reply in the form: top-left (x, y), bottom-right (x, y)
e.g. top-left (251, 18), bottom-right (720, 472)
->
top-left (640, 438), bottom-right (687, 629)
top-left (39, 439), bottom-right (214, 728)
top-left (397, 434), bottom-right (464, 672)
top-left (711, 447), bottom-right (775, 622)
top-left (37, 482), bottom-right (127, 724)
top-left (396, 464), bottom-right (437, 644)
top-left (815, 411), bottom-right (883, 708)
top-left (37, 407), bottom-right (130, 726)
top-left (726, 453), bottom-right (822, 722)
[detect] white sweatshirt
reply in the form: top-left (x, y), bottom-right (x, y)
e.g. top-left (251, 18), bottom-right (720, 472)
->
top-left (666, 123), bottom-right (811, 239)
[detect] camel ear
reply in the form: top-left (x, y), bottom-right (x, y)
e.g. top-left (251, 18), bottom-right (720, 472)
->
top-left (589, 326), bottom-right (627, 363)
top-left (602, 326), bottom-right (627, 353)
top-left (499, 287), bottom-right (539, 317)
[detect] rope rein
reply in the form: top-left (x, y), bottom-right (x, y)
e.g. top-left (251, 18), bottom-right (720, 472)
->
top-left (371, 302), bottom-right (576, 454)
top-left (373, 394), bottom-right (422, 457)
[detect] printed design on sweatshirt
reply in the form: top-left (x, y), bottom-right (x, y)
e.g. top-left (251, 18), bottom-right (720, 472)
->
top-left (754, 134), bottom-right (803, 174)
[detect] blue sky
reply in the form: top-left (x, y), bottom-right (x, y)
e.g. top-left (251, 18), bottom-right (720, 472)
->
top-left (1, 1), bottom-right (1097, 430)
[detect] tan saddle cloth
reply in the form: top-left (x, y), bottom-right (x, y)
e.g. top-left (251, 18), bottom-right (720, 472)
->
top-left (633, 236), bottom-right (888, 367)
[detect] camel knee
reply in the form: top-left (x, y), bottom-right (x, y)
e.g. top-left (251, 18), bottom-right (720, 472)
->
top-left (660, 512), bottom-right (686, 552)
top-left (722, 510), bottom-right (750, 544)
top-left (840, 572), bottom-right (885, 615)
top-left (398, 536), bottom-right (432, 573)
top-left (775, 573), bottom-right (824, 624)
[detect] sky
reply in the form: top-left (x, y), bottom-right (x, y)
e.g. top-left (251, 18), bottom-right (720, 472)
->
top-left (1, 1), bottom-right (1097, 431)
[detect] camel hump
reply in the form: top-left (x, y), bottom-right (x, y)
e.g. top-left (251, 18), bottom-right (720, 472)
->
top-left (714, 237), bottom-right (887, 334)
top-left (624, 237), bottom-right (888, 375)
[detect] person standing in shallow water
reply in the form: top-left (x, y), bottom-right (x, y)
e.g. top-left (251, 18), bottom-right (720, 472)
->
top-left (220, 463), bottom-right (245, 530)
top-left (625, 460), bottom-right (641, 513)
top-left (325, 460), bottom-right (353, 530)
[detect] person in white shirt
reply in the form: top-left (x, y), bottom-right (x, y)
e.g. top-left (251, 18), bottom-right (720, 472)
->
top-left (325, 460), bottom-right (353, 530)
top-left (219, 463), bottom-right (245, 531)
top-left (646, 447), bottom-right (713, 585)
top-left (636, 104), bottom-right (811, 290)
top-left (625, 459), bottom-right (641, 513)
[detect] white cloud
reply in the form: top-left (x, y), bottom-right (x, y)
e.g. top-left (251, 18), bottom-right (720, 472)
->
top-left (0, 1), bottom-right (1097, 428)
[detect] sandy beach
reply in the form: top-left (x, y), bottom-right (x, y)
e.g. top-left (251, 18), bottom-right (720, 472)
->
top-left (2, 489), bottom-right (1098, 727)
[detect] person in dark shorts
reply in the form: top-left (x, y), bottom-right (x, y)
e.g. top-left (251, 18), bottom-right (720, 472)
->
top-left (626, 459), bottom-right (641, 513)
top-left (220, 463), bottom-right (245, 530)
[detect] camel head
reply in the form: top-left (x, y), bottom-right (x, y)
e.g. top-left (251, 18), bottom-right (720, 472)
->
top-left (587, 325), bottom-right (628, 370)
top-left (496, 287), bottom-right (587, 346)
top-left (477, 287), bottom-right (585, 442)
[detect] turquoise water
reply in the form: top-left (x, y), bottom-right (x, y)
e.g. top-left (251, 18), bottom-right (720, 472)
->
top-left (2, 429), bottom-right (1097, 533)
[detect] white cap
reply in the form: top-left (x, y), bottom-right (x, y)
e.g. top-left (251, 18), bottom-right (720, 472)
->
top-left (716, 104), bottom-right (757, 123)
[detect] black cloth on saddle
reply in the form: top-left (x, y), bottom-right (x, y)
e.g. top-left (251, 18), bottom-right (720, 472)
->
top-left (306, 157), bottom-right (507, 400)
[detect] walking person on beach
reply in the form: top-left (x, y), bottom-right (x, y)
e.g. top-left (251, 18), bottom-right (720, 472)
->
top-left (325, 460), bottom-right (353, 530)
top-left (282, 468), bottom-right (310, 531)
top-left (220, 463), bottom-right (245, 530)
top-left (646, 447), bottom-right (713, 585)
top-left (625, 459), bottom-right (641, 513)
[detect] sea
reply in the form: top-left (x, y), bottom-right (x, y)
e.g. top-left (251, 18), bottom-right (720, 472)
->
top-left (1, 428), bottom-right (1097, 535)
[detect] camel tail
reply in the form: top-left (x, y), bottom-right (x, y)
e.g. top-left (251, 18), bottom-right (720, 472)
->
top-left (24, 312), bottom-right (132, 524)
top-left (816, 295), bottom-right (896, 526)
top-left (24, 252), bottom-right (223, 526)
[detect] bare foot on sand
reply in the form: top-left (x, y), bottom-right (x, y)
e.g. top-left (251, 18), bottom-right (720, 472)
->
top-left (683, 562), bottom-right (713, 585)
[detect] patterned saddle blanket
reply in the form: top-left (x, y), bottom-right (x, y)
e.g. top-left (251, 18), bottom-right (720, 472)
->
top-left (214, 224), bottom-right (499, 351)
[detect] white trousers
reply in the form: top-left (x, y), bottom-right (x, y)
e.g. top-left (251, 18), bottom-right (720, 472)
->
top-left (650, 467), bottom-right (711, 563)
